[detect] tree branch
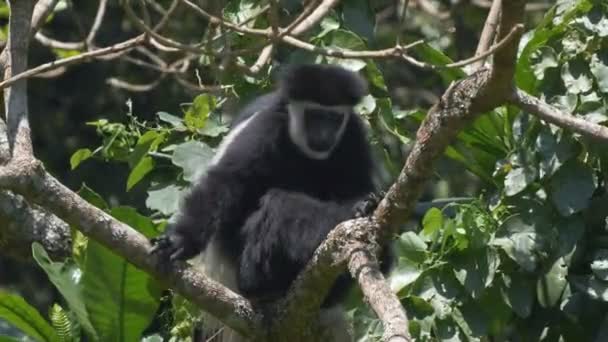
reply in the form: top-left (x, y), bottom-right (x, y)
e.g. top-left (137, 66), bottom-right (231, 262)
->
top-left (0, 35), bottom-right (146, 91)
top-left (275, 2), bottom-right (526, 339)
top-left (0, 160), bottom-right (264, 337)
top-left (347, 239), bottom-right (410, 342)
top-left (0, 190), bottom-right (71, 260)
top-left (0, 1), bottom-right (262, 338)
top-left (472, 0), bottom-right (502, 71)
top-left (511, 88), bottom-right (608, 143)
top-left (4, 0), bottom-right (36, 158)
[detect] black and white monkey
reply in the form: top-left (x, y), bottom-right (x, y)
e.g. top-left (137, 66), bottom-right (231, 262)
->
top-left (151, 64), bottom-right (384, 341)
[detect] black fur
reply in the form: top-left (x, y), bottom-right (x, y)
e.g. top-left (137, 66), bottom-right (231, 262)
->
top-left (151, 64), bottom-right (379, 305)
top-left (279, 64), bottom-right (368, 106)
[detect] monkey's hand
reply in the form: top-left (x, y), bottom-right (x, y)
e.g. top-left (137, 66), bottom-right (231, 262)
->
top-left (353, 191), bottom-right (385, 218)
top-left (150, 225), bottom-right (201, 265)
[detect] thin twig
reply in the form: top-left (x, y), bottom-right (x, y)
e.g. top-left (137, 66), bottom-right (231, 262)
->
top-left (472, 0), bottom-right (502, 71)
top-left (403, 24), bottom-right (523, 70)
top-left (0, 35), bottom-right (146, 91)
top-left (86, 0), bottom-right (108, 45)
top-left (106, 76), bottom-right (165, 92)
top-left (35, 32), bottom-right (85, 50)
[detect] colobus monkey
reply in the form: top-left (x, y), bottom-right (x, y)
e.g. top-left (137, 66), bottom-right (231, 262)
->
top-left (151, 64), bottom-right (381, 341)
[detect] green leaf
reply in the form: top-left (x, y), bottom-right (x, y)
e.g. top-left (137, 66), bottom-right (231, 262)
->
top-left (157, 111), bottom-right (186, 130)
top-left (197, 119), bottom-right (229, 138)
top-left (377, 98), bottom-right (411, 145)
top-left (81, 237), bottom-right (161, 341)
top-left (49, 304), bottom-right (78, 342)
top-left (141, 335), bottom-right (164, 342)
top-left (326, 57), bottom-right (367, 72)
top-left (110, 206), bottom-right (157, 238)
top-left (328, 29), bottom-right (366, 50)
top-left (0, 292), bottom-right (58, 342)
top-left (452, 250), bottom-right (499, 299)
top-left (146, 184), bottom-right (184, 216)
top-left (354, 94), bottom-right (376, 115)
top-left (413, 44), bottom-right (466, 85)
top-left (70, 149), bottom-right (92, 170)
top-left (501, 273), bottom-right (533, 318)
top-left (504, 167), bottom-right (536, 197)
top-left (556, 217), bottom-right (585, 265)
top-left (536, 128), bottom-right (577, 179)
top-left (590, 51), bottom-right (608, 93)
top-left (127, 131), bottom-right (164, 169)
top-left (516, 1), bottom-right (593, 92)
top-left (389, 258), bottom-right (422, 294)
top-left (0, 336), bottom-right (21, 342)
top-left (364, 61), bottom-right (388, 92)
top-left (421, 208), bottom-right (443, 239)
top-left (126, 156), bottom-right (154, 191)
top-left (341, 0), bottom-right (374, 41)
top-left (561, 59), bottom-right (593, 94)
top-left (530, 47), bottom-right (559, 81)
top-left (591, 249), bottom-right (608, 281)
top-left (32, 243), bottom-right (97, 340)
top-left (453, 303), bottom-right (488, 338)
top-left (537, 257), bottom-right (568, 308)
top-left (570, 275), bottom-right (608, 302)
top-left (492, 216), bottom-right (542, 272)
top-left (434, 318), bottom-right (461, 342)
top-left (184, 95), bottom-right (216, 130)
top-left (549, 160), bottom-right (596, 216)
top-left (395, 232), bottom-right (428, 264)
top-left (171, 141), bottom-right (215, 182)
top-left (77, 183), bottom-right (109, 210)
top-left (576, 5), bottom-right (608, 37)
top-left (315, 15), bottom-right (340, 39)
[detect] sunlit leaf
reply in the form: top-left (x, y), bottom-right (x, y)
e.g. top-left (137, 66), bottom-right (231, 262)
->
top-left (537, 257), bottom-right (568, 307)
top-left (70, 149), bottom-right (92, 170)
top-left (171, 141), bottom-right (215, 182)
top-left (146, 184), bottom-right (185, 216)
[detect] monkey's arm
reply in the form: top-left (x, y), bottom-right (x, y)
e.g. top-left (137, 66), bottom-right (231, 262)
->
top-left (150, 169), bottom-right (251, 261)
top-left (151, 113), bottom-right (279, 262)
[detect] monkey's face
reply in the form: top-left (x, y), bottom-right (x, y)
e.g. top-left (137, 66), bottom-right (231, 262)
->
top-left (287, 101), bottom-right (351, 160)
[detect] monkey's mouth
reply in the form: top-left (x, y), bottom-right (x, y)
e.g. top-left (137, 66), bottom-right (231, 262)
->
top-left (307, 138), bottom-right (334, 152)
top-left (304, 110), bottom-right (346, 152)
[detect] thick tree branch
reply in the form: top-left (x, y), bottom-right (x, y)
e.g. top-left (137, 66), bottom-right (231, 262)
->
top-left (4, 0), bottom-right (36, 158)
top-left (374, 0), bottom-right (525, 235)
top-left (0, 1), bottom-right (262, 338)
top-left (511, 89), bottom-right (608, 142)
top-left (348, 240), bottom-right (409, 342)
top-left (0, 190), bottom-right (71, 260)
top-left (0, 161), bottom-right (264, 337)
top-left (276, 2), bottom-right (527, 340)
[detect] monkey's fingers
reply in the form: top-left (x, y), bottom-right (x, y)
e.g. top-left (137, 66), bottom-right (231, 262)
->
top-left (149, 235), bottom-right (173, 255)
top-left (169, 247), bottom-right (187, 261)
